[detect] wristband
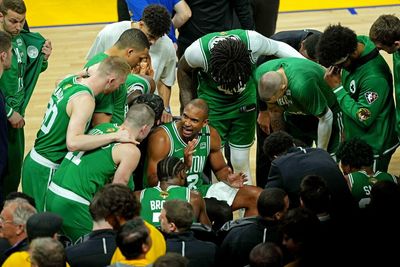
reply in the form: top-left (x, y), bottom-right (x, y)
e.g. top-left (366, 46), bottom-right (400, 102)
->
top-left (164, 107), bottom-right (171, 114)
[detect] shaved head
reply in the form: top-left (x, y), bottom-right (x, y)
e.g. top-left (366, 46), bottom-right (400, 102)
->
top-left (258, 71), bottom-right (283, 102)
top-left (187, 98), bottom-right (209, 117)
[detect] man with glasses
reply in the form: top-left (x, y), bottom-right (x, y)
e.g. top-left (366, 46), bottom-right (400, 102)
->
top-left (319, 24), bottom-right (398, 172)
top-left (255, 57), bottom-right (342, 158)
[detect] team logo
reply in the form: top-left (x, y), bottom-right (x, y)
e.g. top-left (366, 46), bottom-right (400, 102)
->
top-left (356, 108), bottom-right (371, 122)
top-left (200, 142), bottom-right (206, 149)
top-left (27, 45), bottom-right (39, 59)
top-left (369, 177), bottom-right (378, 184)
top-left (16, 38), bottom-right (23, 46)
top-left (349, 80), bottom-right (356, 94)
top-left (365, 92), bottom-right (378, 104)
top-left (106, 128), bottom-right (116, 133)
top-left (160, 191), bottom-right (169, 199)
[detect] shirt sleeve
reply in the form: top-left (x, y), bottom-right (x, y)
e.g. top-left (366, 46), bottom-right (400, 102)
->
top-left (334, 77), bottom-right (390, 128)
top-left (249, 30), bottom-right (304, 60)
top-left (184, 40), bottom-right (206, 70)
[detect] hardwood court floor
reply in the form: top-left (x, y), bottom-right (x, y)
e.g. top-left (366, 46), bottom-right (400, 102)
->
top-left (23, 6), bottom-right (400, 187)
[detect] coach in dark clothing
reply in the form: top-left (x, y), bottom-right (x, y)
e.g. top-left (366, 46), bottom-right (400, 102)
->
top-left (66, 229), bottom-right (116, 267)
top-left (264, 131), bottom-right (356, 220)
top-left (161, 200), bottom-right (217, 267)
top-left (176, 0), bottom-right (254, 58)
top-left (216, 188), bottom-right (288, 267)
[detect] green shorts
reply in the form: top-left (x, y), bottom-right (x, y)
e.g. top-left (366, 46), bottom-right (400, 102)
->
top-left (21, 150), bottom-right (59, 212)
top-left (209, 110), bottom-right (256, 148)
top-left (45, 188), bottom-right (92, 243)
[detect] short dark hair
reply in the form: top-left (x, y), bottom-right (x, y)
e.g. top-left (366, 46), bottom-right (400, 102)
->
top-left (317, 24), bottom-right (358, 67)
top-left (210, 37), bottom-right (252, 93)
top-left (336, 138), bottom-right (374, 168)
top-left (115, 28), bottom-right (150, 51)
top-left (300, 175), bottom-right (330, 214)
top-left (249, 242), bottom-right (283, 267)
top-left (130, 93), bottom-right (164, 123)
top-left (370, 14), bottom-right (400, 46)
top-left (141, 4), bottom-right (171, 38)
top-left (303, 33), bottom-right (321, 61)
top-left (263, 131), bottom-right (294, 161)
top-left (0, 31), bottom-right (11, 53)
top-left (257, 188), bottom-right (287, 218)
top-left (0, 0), bottom-right (26, 15)
top-left (163, 200), bottom-right (193, 231)
top-left (116, 218), bottom-right (149, 260)
top-left (90, 184), bottom-right (141, 222)
top-left (154, 252), bottom-right (189, 267)
top-left (157, 156), bottom-right (186, 182)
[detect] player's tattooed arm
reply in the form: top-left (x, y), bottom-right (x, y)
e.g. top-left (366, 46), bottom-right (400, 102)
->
top-left (268, 103), bottom-right (286, 132)
top-left (177, 56), bottom-right (197, 114)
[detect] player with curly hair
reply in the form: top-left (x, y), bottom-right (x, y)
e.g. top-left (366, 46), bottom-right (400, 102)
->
top-left (319, 24), bottom-right (399, 172)
top-left (178, 29), bottom-right (303, 184)
top-left (336, 137), bottom-right (398, 208)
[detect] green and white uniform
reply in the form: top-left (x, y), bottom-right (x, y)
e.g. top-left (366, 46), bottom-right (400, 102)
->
top-left (140, 184), bottom-right (190, 227)
top-left (184, 29), bottom-right (303, 147)
top-left (85, 53), bottom-right (150, 124)
top-left (22, 75), bottom-right (94, 211)
top-left (333, 36), bottom-right (399, 171)
top-left (0, 31), bottom-right (47, 198)
top-left (145, 121), bottom-right (211, 196)
top-left (255, 57), bottom-right (342, 154)
top-left (45, 123), bottom-right (122, 242)
top-left (348, 170), bottom-right (397, 208)
top-left (393, 50), bottom-right (400, 134)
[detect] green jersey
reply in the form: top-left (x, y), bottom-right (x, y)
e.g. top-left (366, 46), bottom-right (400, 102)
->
top-left (348, 170), bottom-right (397, 208)
top-left (51, 123), bottom-right (119, 201)
top-left (334, 36), bottom-right (399, 156)
top-left (196, 30), bottom-right (257, 120)
top-left (140, 185), bottom-right (190, 227)
top-left (146, 122), bottom-right (211, 196)
top-left (255, 57), bottom-right (338, 115)
top-left (393, 50), bottom-right (400, 134)
top-left (34, 75), bottom-right (94, 163)
top-left (85, 53), bottom-right (150, 124)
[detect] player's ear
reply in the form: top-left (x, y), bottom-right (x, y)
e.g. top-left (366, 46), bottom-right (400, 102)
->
top-left (203, 118), bottom-right (209, 125)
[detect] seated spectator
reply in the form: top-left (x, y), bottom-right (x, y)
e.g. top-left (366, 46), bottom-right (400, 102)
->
top-left (29, 237), bottom-right (66, 267)
top-left (248, 242), bottom-right (283, 267)
top-left (108, 218), bottom-right (152, 267)
top-left (154, 252), bottom-right (189, 267)
top-left (216, 188), bottom-right (288, 267)
top-left (160, 199), bottom-right (217, 267)
top-left (0, 198), bottom-right (36, 264)
top-left (93, 184), bottom-right (166, 265)
top-left (2, 212), bottom-right (65, 267)
top-left (66, 195), bottom-right (118, 267)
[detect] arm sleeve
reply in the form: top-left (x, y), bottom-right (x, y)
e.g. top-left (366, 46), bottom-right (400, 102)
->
top-left (317, 107), bottom-right (333, 150)
top-left (334, 77), bottom-right (390, 128)
top-left (184, 40), bottom-right (206, 69)
top-left (249, 31), bottom-right (304, 59)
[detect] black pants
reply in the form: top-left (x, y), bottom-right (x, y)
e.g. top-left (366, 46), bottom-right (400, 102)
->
top-left (249, 0), bottom-right (280, 37)
top-left (117, 0), bottom-right (131, 21)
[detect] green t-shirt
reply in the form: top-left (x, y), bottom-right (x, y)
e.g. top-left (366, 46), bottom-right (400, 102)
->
top-left (51, 123), bottom-right (120, 201)
top-left (334, 36), bottom-right (399, 156)
top-left (34, 75), bottom-right (94, 163)
top-left (196, 29), bottom-right (257, 120)
top-left (140, 185), bottom-right (190, 227)
top-left (348, 170), bottom-right (397, 208)
top-left (255, 57), bottom-right (338, 115)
